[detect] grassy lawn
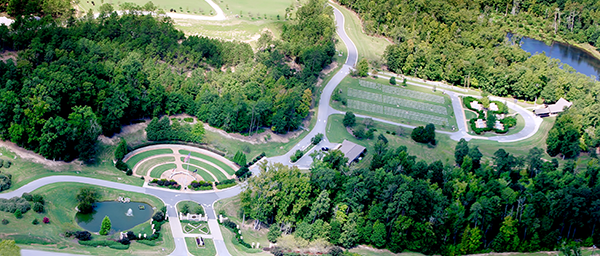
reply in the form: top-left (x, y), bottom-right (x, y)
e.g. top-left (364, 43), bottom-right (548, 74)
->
top-left (177, 201), bottom-right (205, 215)
top-left (214, 196), bottom-right (270, 247)
top-left (327, 114), bottom-right (457, 165)
top-left (476, 113), bottom-right (526, 137)
top-left (186, 237), bottom-right (216, 256)
top-left (329, 1), bottom-right (391, 63)
top-left (149, 163), bottom-right (178, 178)
top-left (179, 149), bottom-right (236, 175)
top-left (331, 76), bottom-right (457, 131)
top-left (0, 147), bottom-right (144, 192)
top-left (125, 149), bottom-right (174, 167)
top-left (136, 156), bottom-right (176, 176)
top-left (215, 0), bottom-right (294, 21)
top-left (464, 109), bottom-right (477, 120)
top-left (470, 117), bottom-right (556, 162)
top-left (182, 164), bottom-right (216, 182)
top-left (0, 183), bottom-right (172, 255)
top-left (349, 247), bottom-right (421, 256)
top-left (220, 226), bottom-right (270, 256)
top-left (182, 157), bottom-right (228, 181)
top-left (78, 0), bottom-right (216, 16)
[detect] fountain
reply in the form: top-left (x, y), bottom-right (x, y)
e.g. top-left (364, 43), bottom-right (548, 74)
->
top-left (126, 208), bottom-right (133, 216)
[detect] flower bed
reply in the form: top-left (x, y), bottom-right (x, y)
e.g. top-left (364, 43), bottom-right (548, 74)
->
top-left (189, 180), bottom-right (213, 191)
top-left (150, 179), bottom-right (180, 190)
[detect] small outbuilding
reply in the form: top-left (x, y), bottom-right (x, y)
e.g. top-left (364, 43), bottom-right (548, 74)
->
top-left (534, 98), bottom-right (572, 117)
top-left (336, 140), bottom-right (367, 165)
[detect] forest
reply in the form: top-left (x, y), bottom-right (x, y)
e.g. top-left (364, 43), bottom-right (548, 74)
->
top-left (337, 0), bottom-right (600, 158)
top-left (242, 137), bottom-right (600, 255)
top-left (0, 0), bottom-right (335, 162)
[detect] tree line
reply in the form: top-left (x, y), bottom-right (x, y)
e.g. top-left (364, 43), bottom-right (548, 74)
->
top-left (241, 136), bottom-right (600, 254)
top-left (0, 0), bottom-right (335, 162)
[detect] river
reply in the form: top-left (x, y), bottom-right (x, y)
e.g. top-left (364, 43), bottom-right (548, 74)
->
top-left (510, 34), bottom-right (600, 80)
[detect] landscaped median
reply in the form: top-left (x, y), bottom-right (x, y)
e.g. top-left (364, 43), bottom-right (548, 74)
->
top-left (290, 133), bottom-right (323, 163)
top-left (463, 96), bottom-right (518, 134)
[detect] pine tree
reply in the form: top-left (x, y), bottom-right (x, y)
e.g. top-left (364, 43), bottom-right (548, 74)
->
top-left (114, 138), bottom-right (128, 160)
top-left (100, 216), bottom-right (112, 235)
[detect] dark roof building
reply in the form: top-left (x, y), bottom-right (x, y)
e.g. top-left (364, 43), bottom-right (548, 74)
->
top-left (336, 140), bottom-right (367, 165)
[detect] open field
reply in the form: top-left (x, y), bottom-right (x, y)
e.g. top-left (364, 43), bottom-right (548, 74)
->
top-left (136, 157), bottom-right (176, 176)
top-left (0, 146), bottom-right (144, 192)
top-left (174, 19), bottom-right (284, 49)
top-left (125, 149), bottom-right (174, 167)
top-left (179, 150), bottom-right (236, 175)
top-left (182, 164), bottom-right (216, 181)
top-left (214, 196), bottom-right (270, 250)
top-left (186, 237), bottom-right (216, 256)
top-left (182, 157), bottom-right (228, 181)
top-left (329, 1), bottom-right (391, 63)
top-left (332, 76), bottom-right (457, 130)
top-left (326, 114), bottom-right (456, 165)
top-left (149, 163), bottom-right (178, 178)
top-left (215, 0), bottom-right (295, 20)
top-left (0, 183), bottom-right (172, 255)
top-left (78, 0), bottom-right (216, 16)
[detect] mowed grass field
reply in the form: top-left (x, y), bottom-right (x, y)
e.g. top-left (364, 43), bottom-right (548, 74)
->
top-left (136, 156), bottom-right (176, 176)
top-left (215, 0), bottom-right (296, 20)
top-left (0, 183), bottom-right (173, 255)
top-left (78, 0), bottom-right (216, 16)
top-left (329, 1), bottom-right (391, 63)
top-left (332, 76), bottom-right (457, 130)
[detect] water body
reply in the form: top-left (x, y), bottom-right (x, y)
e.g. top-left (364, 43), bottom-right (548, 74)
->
top-left (509, 34), bottom-right (600, 80)
top-left (76, 201), bottom-right (153, 232)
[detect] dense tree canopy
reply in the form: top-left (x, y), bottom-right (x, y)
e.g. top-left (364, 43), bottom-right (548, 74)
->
top-left (0, 0), bottom-right (334, 161)
top-left (241, 139), bottom-right (600, 254)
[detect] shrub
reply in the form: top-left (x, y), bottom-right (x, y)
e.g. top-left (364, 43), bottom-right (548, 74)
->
top-left (268, 226), bottom-right (281, 242)
top-left (118, 237), bottom-right (130, 245)
top-left (43, 217), bottom-right (49, 224)
top-left (33, 202), bottom-right (44, 213)
top-left (114, 138), bottom-right (128, 161)
top-left (152, 211), bottom-right (165, 222)
top-left (0, 173), bottom-right (11, 192)
top-left (32, 218), bottom-right (39, 225)
top-left (215, 179), bottom-right (237, 189)
top-left (181, 204), bottom-right (190, 215)
top-left (183, 117), bottom-right (193, 123)
top-left (78, 240), bottom-right (129, 250)
top-left (235, 166), bottom-right (250, 179)
top-left (411, 124), bottom-right (436, 144)
top-left (2, 219), bottom-right (8, 225)
top-left (311, 133), bottom-right (324, 145)
top-left (22, 193), bottom-right (32, 201)
top-left (0, 159), bottom-right (3, 168)
top-left (290, 150), bottom-right (304, 162)
top-left (115, 160), bottom-right (129, 172)
top-left (343, 112), bottom-right (356, 127)
top-left (76, 187), bottom-right (99, 214)
top-left (13, 209), bottom-right (22, 219)
top-left (32, 194), bottom-right (44, 204)
top-left (99, 216), bottom-right (112, 235)
top-left (126, 169), bottom-right (133, 176)
top-left (4, 161), bottom-right (10, 168)
top-left (75, 231), bottom-right (92, 241)
top-left (233, 151), bottom-right (247, 166)
top-left (0, 197), bottom-right (31, 213)
top-left (390, 76), bottom-right (396, 85)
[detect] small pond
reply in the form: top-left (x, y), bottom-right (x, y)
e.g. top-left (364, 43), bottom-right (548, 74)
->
top-left (76, 201), bottom-right (153, 232)
top-left (509, 33), bottom-right (600, 80)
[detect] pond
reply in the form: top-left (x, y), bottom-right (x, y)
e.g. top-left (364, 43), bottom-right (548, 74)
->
top-left (76, 201), bottom-right (154, 233)
top-left (509, 33), bottom-right (600, 80)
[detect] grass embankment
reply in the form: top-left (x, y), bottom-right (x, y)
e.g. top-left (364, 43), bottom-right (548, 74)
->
top-left (179, 150), bottom-right (235, 175)
top-left (181, 164), bottom-right (216, 182)
top-left (125, 149), bottom-right (174, 167)
top-left (216, 0), bottom-right (292, 21)
top-left (0, 147), bottom-right (144, 192)
top-left (177, 201), bottom-right (204, 215)
top-left (214, 196), bottom-right (270, 255)
top-left (0, 183), bottom-right (173, 255)
top-left (78, 0), bottom-right (216, 16)
top-left (331, 76), bottom-right (458, 131)
top-left (149, 163), bottom-right (178, 178)
top-left (186, 237), bottom-right (216, 256)
top-left (136, 157), bottom-right (176, 176)
top-left (181, 157), bottom-right (227, 181)
top-left (329, 1), bottom-right (391, 63)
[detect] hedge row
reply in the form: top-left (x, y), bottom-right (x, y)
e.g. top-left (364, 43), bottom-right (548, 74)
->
top-left (189, 180), bottom-right (213, 191)
top-left (222, 219), bottom-right (251, 248)
top-left (215, 179), bottom-right (236, 189)
top-left (78, 240), bottom-right (129, 250)
top-left (150, 179), bottom-right (180, 190)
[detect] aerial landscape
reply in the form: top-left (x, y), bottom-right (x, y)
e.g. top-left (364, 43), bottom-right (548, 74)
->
top-left (1, 0), bottom-right (600, 255)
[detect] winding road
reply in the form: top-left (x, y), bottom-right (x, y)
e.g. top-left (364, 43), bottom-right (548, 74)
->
top-left (6, 2), bottom-right (544, 256)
